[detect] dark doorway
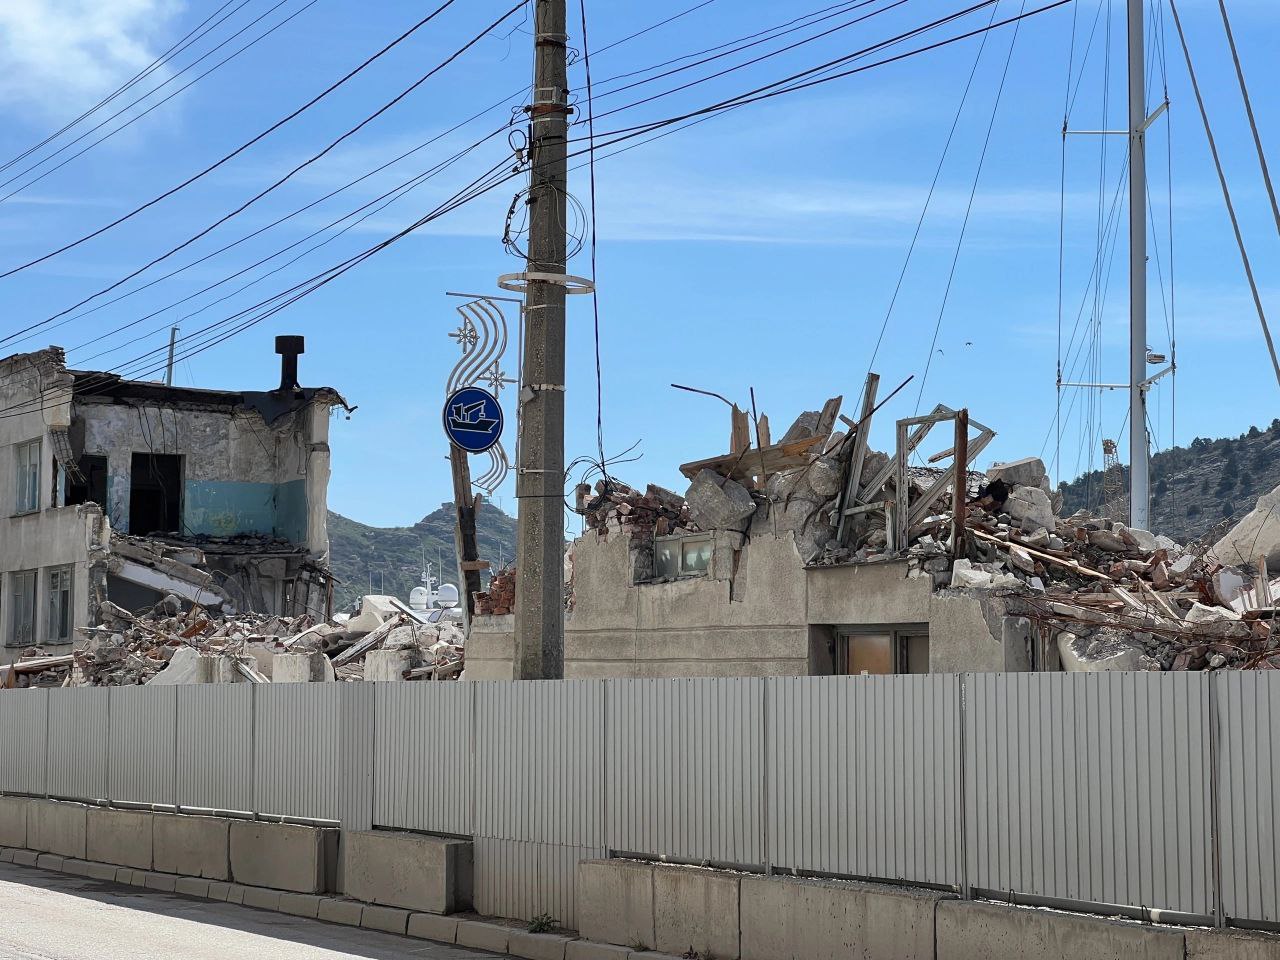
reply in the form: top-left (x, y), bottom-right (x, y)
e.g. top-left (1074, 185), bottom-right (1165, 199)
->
top-left (66, 455), bottom-right (109, 507)
top-left (129, 453), bottom-right (182, 535)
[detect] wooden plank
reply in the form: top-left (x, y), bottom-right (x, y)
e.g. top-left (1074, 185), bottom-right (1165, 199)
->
top-left (907, 427), bottom-right (995, 531)
top-left (858, 403), bottom-right (950, 507)
top-left (894, 419), bottom-right (910, 552)
top-left (731, 405), bottom-right (750, 454)
top-left (970, 527), bottom-right (1115, 581)
top-left (836, 374), bottom-right (879, 543)
top-left (679, 434), bottom-right (826, 480)
top-left (460, 560), bottom-right (491, 572)
top-left (814, 396), bottom-right (844, 439)
top-left (951, 409), bottom-right (968, 559)
top-left (756, 414), bottom-right (771, 449)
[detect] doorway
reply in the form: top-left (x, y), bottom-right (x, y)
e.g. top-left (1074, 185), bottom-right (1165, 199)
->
top-left (129, 453), bottom-right (182, 535)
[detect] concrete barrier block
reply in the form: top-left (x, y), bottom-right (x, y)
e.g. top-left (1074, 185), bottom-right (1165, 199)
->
top-left (361, 905), bottom-right (410, 935)
top-left (175, 877), bottom-right (212, 899)
top-left (83, 861), bottom-right (119, 882)
top-left (12, 849), bottom-right (38, 867)
top-left (206, 882), bottom-right (232, 901)
top-left (576, 859), bottom-right (655, 950)
top-left (342, 830), bottom-right (473, 915)
top-left (935, 901), bottom-right (1185, 960)
top-left (62, 859), bottom-right (93, 877)
top-left (0, 848), bottom-right (15, 863)
top-left (408, 913), bottom-right (459, 943)
top-left (27, 800), bottom-right (87, 859)
top-left (142, 872), bottom-right (178, 892)
top-left (653, 864), bottom-right (741, 959)
top-left (317, 898), bottom-right (364, 927)
top-left (229, 820), bottom-right (335, 894)
top-left (114, 868), bottom-right (136, 885)
top-left (457, 920), bottom-right (512, 953)
top-left (1186, 928), bottom-right (1280, 959)
top-left (36, 853), bottom-right (65, 872)
top-left (509, 930), bottom-right (574, 960)
top-left (152, 814), bottom-right (230, 880)
top-left (87, 807), bottom-right (153, 870)
top-left (279, 893), bottom-right (323, 918)
top-left (225, 884), bottom-right (248, 905)
top-left (741, 874), bottom-right (950, 960)
top-left (565, 943), bottom-right (633, 960)
top-left (241, 886), bottom-right (282, 911)
top-left (0, 797), bottom-right (29, 848)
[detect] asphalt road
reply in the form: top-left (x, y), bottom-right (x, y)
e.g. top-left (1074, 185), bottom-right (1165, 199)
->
top-left (0, 863), bottom-right (500, 960)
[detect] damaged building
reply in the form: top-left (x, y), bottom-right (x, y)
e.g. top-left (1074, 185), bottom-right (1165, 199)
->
top-left (468, 378), bottom-right (1280, 679)
top-left (0, 337), bottom-right (348, 664)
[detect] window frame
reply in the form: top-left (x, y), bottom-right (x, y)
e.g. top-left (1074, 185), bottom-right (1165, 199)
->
top-left (9, 569), bottom-right (36, 648)
top-left (13, 438), bottom-right (41, 515)
top-left (652, 533), bottom-right (714, 580)
top-left (47, 565), bottom-right (73, 645)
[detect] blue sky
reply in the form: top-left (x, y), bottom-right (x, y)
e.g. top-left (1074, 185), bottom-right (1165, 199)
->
top-left (0, 0), bottom-right (1276, 528)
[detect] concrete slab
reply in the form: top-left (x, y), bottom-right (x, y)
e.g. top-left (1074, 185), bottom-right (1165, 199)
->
top-left (114, 868), bottom-right (136, 885)
top-left (229, 820), bottom-right (334, 894)
top-left (142, 872), bottom-right (178, 893)
top-left (206, 881), bottom-right (233, 901)
top-left (740, 874), bottom-right (950, 960)
top-left (240, 886), bottom-right (283, 912)
top-left (0, 796), bottom-right (29, 847)
top-left (152, 813), bottom-right (230, 880)
top-left (408, 913), bottom-right (460, 943)
top-left (934, 901), bottom-right (1185, 960)
top-left (278, 893), bottom-right (323, 918)
top-left (175, 877), bottom-right (212, 899)
top-left (652, 864), bottom-right (740, 959)
top-left (225, 884), bottom-right (248, 905)
top-left (36, 854), bottom-right (65, 872)
top-left (508, 930), bottom-right (574, 960)
top-left (343, 830), bottom-right (473, 914)
top-left (360, 905), bottom-right (410, 935)
top-left (126, 870), bottom-right (148, 887)
top-left (83, 861), bottom-right (120, 882)
top-left (1186, 928), bottom-right (1280, 959)
top-left (457, 921), bottom-right (512, 953)
top-left (317, 898), bottom-right (364, 927)
top-left (564, 943), bottom-right (633, 960)
top-left (0, 848), bottom-right (14, 863)
top-left (87, 807), bottom-right (153, 870)
top-left (63, 859), bottom-right (97, 878)
top-left (27, 800), bottom-right (87, 859)
top-left (11, 850), bottom-right (38, 867)
top-left (576, 860), bottom-right (655, 950)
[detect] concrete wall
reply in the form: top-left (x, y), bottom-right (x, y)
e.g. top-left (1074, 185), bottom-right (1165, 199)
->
top-left (228, 819), bottom-right (336, 894)
top-left (26, 799), bottom-right (87, 859)
top-left (86, 806), bottom-right (153, 870)
top-left (342, 830), bottom-right (472, 914)
top-left (152, 813), bottom-right (230, 880)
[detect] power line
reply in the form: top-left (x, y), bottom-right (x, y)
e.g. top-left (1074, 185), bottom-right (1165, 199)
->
top-left (578, 0), bottom-right (607, 476)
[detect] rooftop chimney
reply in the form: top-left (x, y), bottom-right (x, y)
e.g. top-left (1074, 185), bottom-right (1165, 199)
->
top-left (275, 335), bottom-right (304, 392)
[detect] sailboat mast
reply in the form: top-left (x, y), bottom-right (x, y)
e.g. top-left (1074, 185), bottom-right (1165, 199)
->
top-left (1127, 0), bottom-right (1150, 529)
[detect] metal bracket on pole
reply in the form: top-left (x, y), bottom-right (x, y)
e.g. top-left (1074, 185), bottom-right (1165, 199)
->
top-left (1141, 100), bottom-right (1169, 132)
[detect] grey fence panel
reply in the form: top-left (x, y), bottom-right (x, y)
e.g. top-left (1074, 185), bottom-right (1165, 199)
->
top-left (374, 682), bottom-right (473, 836)
top-left (1217, 671), bottom-right (1280, 924)
top-left (46, 687), bottom-right (108, 801)
top-left (767, 675), bottom-right (961, 886)
top-left (108, 686), bottom-right (176, 806)
top-left (607, 677), bottom-right (764, 866)
top-left (176, 684), bottom-right (253, 813)
top-left (473, 838), bottom-right (603, 928)
top-left (338, 682), bottom-right (375, 831)
top-left (965, 672), bottom-right (1212, 915)
top-left (475, 680), bottom-right (604, 847)
top-left (0, 689), bottom-right (47, 795)
top-left (253, 683), bottom-right (345, 822)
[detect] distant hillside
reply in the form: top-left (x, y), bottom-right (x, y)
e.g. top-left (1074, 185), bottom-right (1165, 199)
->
top-left (327, 504), bottom-right (518, 611)
top-left (1059, 418), bottom-right (1280, 545)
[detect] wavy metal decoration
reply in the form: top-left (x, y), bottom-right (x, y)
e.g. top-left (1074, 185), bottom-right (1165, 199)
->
top-left (447, 298), bottom-right (516, 495)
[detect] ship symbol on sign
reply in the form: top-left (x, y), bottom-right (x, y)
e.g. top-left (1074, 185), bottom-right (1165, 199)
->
top-left (449, 400), bottom-right (499, 434)
top-left (442, 386), bottom-right (504, 454)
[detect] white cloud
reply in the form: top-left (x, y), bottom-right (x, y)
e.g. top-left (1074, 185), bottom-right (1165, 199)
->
top-left (0, 0), bottom-right (183, 116)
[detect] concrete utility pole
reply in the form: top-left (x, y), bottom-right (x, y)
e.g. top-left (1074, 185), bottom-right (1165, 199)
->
top-left (165, 326), bottom-right (179, 386)
top-left (514, 0), bottom-right (569, 680)
top-left (1127, 0), bottom-right (1150, 530)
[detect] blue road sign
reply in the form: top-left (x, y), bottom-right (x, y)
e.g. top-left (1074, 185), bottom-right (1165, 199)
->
top-left (443, 386), bottom-right (504, 453)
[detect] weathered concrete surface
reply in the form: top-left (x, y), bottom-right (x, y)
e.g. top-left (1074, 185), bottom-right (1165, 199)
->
top-left (928, 591), bottom-right (1017, 673)
top-left (1213, 482), bottom-right (1280, 569)
top-left (1186, 928), bottom-right (1280, 959)
top-left (740, 873), bottom-right (950, 960)
top-left (27, 801), bottom-right (88, 859)
top-left (272, 652), bottom-right (334, 683)
top-left (934, 900), bottom-right (1185, 960)
top-left (806, 559), bottom-right (931, 626)
top-left (0, 796), bottom-right (29, 848)
top-left (508, 930), bottom-right (574, 960)
top-left (408, 912), bottom-right (460, 943)
top-left (277, 893), bottom-right (322, 918)
top-left (343, 830), bottom-right (472, 914)
top-left (359, 904), bottom-right (410, 935)
top-left (652, 865), bottom-right (740, 959)
top-left (316, 897), bottom-right (363, 926)
top-left (986, 457), bottom-right (1047, 487)
top-left (152, 813), bottom-right (231, 880)
top-left (229, 820), bottom-right (334, 894)
top-left (456, 920), bottom-right (512, 953)
top-left (577, 859), bottom-right (655, 950)
top-left (86, 807), bottom-right (153, 870)
top-left (565, 943), bottom-right (633, 960)
top-left (685, 469), bottom-right (756, 533)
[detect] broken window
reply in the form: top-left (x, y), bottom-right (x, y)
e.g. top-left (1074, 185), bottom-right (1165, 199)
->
top-left (47, 566), bottom-right (73, 645)
top-left (129, 453), bottom-right (182, 535)
top-left (14, 439), bottom-right (40, 514)
top-left (66, 455), bottom-right (108, 508)
top-left (653, 534), bottom-right (713, 580)
top-left (9, 570), bottom-right (35, 648)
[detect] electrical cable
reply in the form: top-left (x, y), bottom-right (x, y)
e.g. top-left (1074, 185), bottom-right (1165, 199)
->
top-left (0, 0), bottom-right (469, 281)
top-left (578, 0), bottom-right (608, 480)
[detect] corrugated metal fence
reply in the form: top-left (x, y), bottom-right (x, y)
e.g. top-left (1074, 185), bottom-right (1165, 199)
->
top-left (0, 673), bottom-right (1276, 929)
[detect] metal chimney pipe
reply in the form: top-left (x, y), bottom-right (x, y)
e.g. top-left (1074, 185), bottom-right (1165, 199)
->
top-left (275, 335), bottom-right (305, 392)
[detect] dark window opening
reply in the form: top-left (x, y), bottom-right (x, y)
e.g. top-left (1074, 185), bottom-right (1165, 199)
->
top-left (129, 452), bottom-right (182, 535)
top-left (66, 455), bottom-right (109, 507)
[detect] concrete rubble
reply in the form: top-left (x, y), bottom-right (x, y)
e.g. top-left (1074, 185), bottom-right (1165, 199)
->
top-left (1, 591), bottom-right (465, 689)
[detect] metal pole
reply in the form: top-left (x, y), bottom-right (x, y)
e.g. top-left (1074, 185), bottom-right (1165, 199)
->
top-left (1127, 0), bottom-right (1150, 529)
top-left (514, 0), bottom-right (569, 680)
top-left (165, 326), bottom-right (179, 386)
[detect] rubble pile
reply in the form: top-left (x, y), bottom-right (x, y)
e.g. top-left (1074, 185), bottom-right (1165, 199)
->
top-left (2, 591), bottom-right (468, 689)
top-left (475, 567), bottom-right (516, 616)
top-left (577, 481), bottom-right (698, 539)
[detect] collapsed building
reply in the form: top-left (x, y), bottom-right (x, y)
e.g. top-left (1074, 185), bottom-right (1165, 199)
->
top-left (468, 378), bottom-right (1280, 679)
top-left (0, 338), bottom-right (348, 665)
